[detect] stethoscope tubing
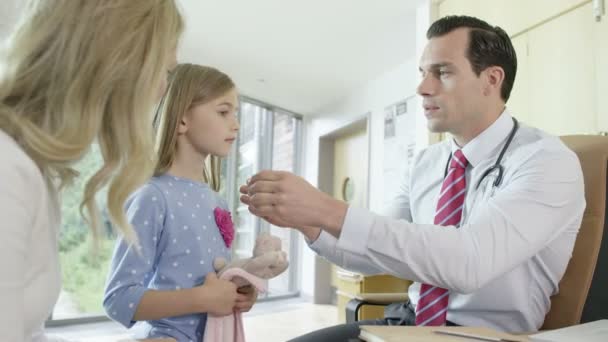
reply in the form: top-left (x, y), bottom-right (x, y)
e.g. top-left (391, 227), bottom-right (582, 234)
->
top-left (443, 117), bottom-right (519, 190)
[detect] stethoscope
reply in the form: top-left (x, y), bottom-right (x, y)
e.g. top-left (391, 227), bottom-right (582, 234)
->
top-left (444, 117), bottom-right (519, 190)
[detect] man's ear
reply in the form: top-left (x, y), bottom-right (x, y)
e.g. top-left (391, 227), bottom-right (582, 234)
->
top-left (484, 66), bottom-right (505, 97)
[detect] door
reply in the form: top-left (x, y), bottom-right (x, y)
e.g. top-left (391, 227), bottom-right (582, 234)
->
top-left (332, 127), bottom-right (368, 209)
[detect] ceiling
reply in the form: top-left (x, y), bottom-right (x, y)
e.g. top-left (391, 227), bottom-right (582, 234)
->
top-left (178, 0), bottom-right (423, 115)
top-left (0, 0), bottom-right (425, 115)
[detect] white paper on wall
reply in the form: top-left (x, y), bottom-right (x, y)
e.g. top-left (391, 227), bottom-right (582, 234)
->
top-left (383, 95), bottom-right (417, 206)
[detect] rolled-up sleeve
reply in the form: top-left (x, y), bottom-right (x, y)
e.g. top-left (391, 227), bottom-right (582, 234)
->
top-left (103, 184), bottom-right (166, 328)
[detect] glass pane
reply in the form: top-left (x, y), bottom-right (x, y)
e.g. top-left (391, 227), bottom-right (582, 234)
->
top-left (268, 111), bottom-right (297, 295)
top-left (233, 102), bottom-right (259, 260)
top-left (234, 208), bottom-right (255, 257)
top-left (54, 145), bottom-right (114, 320)
top-left (218, 157), bottom-right (228, 199)
top-left (227, 100), bottom-right (301, 298)
top-left (239, 102), bottom-right (256, 145)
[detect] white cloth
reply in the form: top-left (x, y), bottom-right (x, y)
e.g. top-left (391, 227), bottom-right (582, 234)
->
top-left (309, 110), bottom-right (585, 333)
top-left (0, 129), bottom-right (62, 342)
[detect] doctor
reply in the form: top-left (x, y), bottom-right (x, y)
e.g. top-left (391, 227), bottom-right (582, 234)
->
top-left (241, 15), bottom-right (585, 340)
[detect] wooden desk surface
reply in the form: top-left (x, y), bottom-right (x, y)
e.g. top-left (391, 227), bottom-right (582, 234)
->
top-left (359, 326), bottom-right (529, 342)
top-left (118, 339), bottom-right (177, 342)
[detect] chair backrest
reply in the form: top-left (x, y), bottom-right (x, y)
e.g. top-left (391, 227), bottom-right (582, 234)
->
top-left (541, 135), bottom-right (608, 330)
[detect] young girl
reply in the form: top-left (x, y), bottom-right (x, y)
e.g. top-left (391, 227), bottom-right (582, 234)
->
top-left (0, 1), bottom-right (182, 341)
top-left (104, 64), bottom-right (256, 342)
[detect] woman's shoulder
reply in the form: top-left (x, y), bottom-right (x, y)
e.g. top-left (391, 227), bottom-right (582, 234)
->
top-left (0, 130), bottom-right (45, 189)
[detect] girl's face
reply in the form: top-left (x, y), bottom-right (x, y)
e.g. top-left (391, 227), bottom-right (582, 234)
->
top-left (179, 88), bottom-right (240, 158)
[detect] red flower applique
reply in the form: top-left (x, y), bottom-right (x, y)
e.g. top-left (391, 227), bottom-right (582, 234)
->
top-left (214, 207), bottom-right (234, 248)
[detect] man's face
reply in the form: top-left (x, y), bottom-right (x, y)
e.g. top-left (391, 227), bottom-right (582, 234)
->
top-left (417, 28), bottom-right (487, 137)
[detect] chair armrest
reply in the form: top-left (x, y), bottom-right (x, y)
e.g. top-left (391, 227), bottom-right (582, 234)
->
top-left (346, 292), bottom-right (409, 323)
top-left (354, 292), bottom-right (409, 305)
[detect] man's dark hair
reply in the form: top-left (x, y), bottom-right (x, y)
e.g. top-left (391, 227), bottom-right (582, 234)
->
top-left (427, 15), bottom-right (517, 102)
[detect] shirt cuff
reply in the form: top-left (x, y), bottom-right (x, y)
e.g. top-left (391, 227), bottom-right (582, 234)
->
top-left (308, 230), bottom-right (337, 255)
top-left (336, 206), bottom-right (374, 255)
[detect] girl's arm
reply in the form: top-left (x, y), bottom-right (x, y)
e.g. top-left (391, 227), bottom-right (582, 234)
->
top-left (103, 184), bottom-right (238, 326)
top-left (134, 272), bottom-right (237, 320)
top-left (103, 184), bottom-right (168, 328)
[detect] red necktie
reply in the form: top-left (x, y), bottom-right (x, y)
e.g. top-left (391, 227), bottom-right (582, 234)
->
top-left (415, 149), bottom-right (468, 326)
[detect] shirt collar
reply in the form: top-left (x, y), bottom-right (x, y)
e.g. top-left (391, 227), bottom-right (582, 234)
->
top-left (450, 108), bottom-right (514, 168)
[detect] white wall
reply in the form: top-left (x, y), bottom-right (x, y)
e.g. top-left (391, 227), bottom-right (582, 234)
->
top-left (299, 58), bottom-right (407, 299)
top-left (297, 1), bottom-right (436, 301)
top-left (298, 58), bottom-right (421, 300)
top-left (0, 1), bottom-right (23, 44)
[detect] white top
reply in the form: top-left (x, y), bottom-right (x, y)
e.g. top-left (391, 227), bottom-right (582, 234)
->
top-left (310, 111), bottom-right (586, 333)
top-left (0, 129), bottom-right (62, 342)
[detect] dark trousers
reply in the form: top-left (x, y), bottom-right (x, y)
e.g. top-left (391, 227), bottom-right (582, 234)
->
top-left (288, 301), bottom-right (458, 342)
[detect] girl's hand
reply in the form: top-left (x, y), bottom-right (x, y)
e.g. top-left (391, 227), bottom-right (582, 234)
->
top-left (197, 272), bottom-right (238, 316)
top-left (234, 285), bottom-right (258, 313)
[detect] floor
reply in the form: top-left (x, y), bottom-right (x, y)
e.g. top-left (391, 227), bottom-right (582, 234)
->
top-left (47, 298), bottom-right (339, 342)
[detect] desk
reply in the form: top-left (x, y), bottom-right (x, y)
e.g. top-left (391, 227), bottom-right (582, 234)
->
top-left (118, 339), bottom-right (176, 342)
top-left (359, 326), bottom-right (529, 342)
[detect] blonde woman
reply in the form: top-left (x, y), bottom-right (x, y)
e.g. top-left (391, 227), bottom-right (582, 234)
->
top-left (103, 64), bottom-right (255, 342)
top-left (0, 1), bottom-right (183, 341)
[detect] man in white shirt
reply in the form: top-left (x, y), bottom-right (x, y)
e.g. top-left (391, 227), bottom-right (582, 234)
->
top-left (241, 15), bottom-right (585, 340)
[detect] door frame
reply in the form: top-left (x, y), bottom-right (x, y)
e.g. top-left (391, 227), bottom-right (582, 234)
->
top-left (313, 112), bottom-right (372, 304)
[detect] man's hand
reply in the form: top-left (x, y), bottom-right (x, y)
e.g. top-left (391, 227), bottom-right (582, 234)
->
top-left (239, 170), bottom-right (348, 236)
top-left (234, 285), bottom-right (258, 313)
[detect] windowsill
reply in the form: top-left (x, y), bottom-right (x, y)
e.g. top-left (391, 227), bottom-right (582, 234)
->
top-left (46, 294), bottom-right (318, 341)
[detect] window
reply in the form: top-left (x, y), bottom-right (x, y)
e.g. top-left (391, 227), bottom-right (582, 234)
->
top-left (267, 110), bottom-right (300, 295)
top-left (50, 97), bottom-right (303, 325)
top-left (52, 144), bottom-right (114, 321)
top-left (238, 102), bottom-right (256, 145)
top-left (228, 98), bottom-right (302, 297)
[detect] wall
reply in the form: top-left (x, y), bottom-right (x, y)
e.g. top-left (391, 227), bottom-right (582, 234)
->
top-left (298, 1), bottom-right (437, 300)
top-left (0, 1), bottom-right (22, 43)
top-left (437, 0), bottom-right (608, 135)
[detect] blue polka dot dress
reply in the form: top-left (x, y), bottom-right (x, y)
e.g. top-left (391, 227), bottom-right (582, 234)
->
top-left (103, 174), bottom-right (232, 342)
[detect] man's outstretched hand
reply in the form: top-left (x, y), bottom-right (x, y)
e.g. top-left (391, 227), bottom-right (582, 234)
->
top-left (239, 170), bottom-right (348, 238)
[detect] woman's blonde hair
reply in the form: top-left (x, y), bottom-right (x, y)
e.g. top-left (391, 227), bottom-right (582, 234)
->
top-left (154, 63), bottom-right (236, 192)
top-left (0, 0), bottom-right (184, 244)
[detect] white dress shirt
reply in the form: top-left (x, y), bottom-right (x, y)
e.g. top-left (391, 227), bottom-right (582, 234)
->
top-left (309, 110), bottom-right (585, 333)
top-left (0, 129), bottom-right (62, 342)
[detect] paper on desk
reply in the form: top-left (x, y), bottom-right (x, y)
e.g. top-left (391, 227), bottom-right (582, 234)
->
top-left (529, 320), bottom-right (608, 342)
top-left (434, 329), bottom-right (524, 341)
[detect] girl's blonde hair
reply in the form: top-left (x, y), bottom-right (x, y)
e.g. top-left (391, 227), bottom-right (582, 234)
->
top-left (0, 0), bottom-right (184, 243)
top-left (154, 63), bottom-right (236, 192)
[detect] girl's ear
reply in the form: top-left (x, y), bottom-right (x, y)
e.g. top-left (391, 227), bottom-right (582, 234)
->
top-left (177, 112), bottom-right (189, 134)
